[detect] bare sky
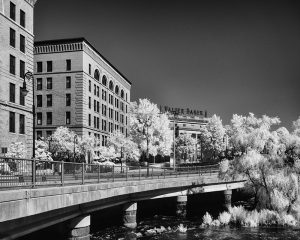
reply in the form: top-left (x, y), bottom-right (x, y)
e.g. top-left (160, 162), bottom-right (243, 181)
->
top-left (34, 0), bottom-right (300, 128)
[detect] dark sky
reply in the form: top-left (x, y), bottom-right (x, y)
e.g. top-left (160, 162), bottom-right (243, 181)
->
top-left (34, 0), bottom-right (300, 129)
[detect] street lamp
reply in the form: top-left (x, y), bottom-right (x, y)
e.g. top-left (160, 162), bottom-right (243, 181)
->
top-left (73, 134), bottom-right (78, 162)
top-left (20, 71), bottom-right (35, 158)
top-left (171, 111), bottom-right (179, 170)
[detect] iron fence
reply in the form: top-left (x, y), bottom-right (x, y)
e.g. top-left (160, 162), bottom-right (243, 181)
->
top-left (0, 157), bottom-right (219, 190)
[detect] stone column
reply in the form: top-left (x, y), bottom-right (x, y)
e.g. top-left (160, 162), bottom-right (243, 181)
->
top-left (68, 215), bottom-right (90, 240)
top-left (123, 202), bottom-right (137, 228)
top-left (176, 195), bottom-right (187, 218)
top-left (224, 189), bottom-right (232, 210)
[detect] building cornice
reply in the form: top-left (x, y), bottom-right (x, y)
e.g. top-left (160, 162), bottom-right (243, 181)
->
top-left (34, 38), bottom-right (132, 85)
top-left (24, 0), bottom-right (37, 7)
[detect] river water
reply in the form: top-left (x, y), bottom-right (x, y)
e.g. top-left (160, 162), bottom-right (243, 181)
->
top-left (91, 215), bottom-right (300, 240)
top-left (91, 193), bottom-right (300, 240)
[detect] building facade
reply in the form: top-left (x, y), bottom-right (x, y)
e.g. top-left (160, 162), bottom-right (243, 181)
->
top-left (0, 0), bottom-right (37, 157)
top-left (160, 106), bottom-right (208, 161)
top-left (33, 38), bottom-right (131, 154)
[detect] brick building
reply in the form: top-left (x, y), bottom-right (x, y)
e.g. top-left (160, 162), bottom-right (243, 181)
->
top-left (0, 0), bottom-right (37, 157)
top-left (33, 38), bottom-right (132, 157)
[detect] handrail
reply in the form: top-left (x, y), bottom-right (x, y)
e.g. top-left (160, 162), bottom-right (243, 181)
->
top-left (0, 157), bottom-right (220, 190)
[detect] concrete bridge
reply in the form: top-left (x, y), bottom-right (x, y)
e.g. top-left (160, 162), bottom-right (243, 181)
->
top-left (0, 158), bottom-right (245, 240)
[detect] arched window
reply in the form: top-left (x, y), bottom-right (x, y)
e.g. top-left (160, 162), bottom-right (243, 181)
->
top-left (120, 89), bottom-right (124, 99)
top-left (102, 75), bottom-right (107, 86)
top-left (109, 80), bottom-right (114, 91)
top-left (115, 85), bottom-right (119, 95)
top-left (94, 69), bottom-right (100, 81)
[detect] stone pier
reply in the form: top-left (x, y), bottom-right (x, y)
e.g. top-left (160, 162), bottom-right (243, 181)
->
top-left (68, 215), bottom-right (90, 240)
top-left (224, 189), bottom-right (232, 210)
top-left (123, 202), bottom-right (137, 228)
top-left (176, 195), bottom-right (187, 217)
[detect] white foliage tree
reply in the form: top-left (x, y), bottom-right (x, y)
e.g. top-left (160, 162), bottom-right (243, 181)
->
top-left (130, 99), bottom-right (173, 162)
top-left (199, 114), bottom-right (226, 160)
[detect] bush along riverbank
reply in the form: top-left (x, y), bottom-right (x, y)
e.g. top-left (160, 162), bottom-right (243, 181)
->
top-left (201, 206), bottom-right (298, 228)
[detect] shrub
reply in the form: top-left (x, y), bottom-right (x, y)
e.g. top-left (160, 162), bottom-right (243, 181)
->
top-left (258, 209), bottom-right (280, 226)
top-left (229, 206), bottom-right (247, 225)
top-left (211, 219), bottom-right (221, 227)
top-left (218, 211), bottom-right (231, 225)
top-left (243, 210), bottom-right (259, 227)
top-left (279, 214), bottom-right (297, 226)
top-left (202, 212), bottom-right (213, 226)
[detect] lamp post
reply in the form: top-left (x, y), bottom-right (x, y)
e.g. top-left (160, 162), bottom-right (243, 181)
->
top-left (171, 111), bottom-right (179, 170)
top-left (73, 134), bottom-right (78, 162)
top-left (20, 71), bottom-right (35, 158)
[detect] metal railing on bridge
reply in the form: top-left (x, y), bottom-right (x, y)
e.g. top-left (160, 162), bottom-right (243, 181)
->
top-left (0, 157), bottom-right (219, 190)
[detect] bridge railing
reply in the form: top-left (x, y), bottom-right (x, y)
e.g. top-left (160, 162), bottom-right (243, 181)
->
top-left (0, 157), bottom-right (219, 190)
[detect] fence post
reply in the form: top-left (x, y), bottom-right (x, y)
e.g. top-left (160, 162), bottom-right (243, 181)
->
top-left (126, 166), bottom-right (128, 181)
top-left (152, 167), bottom-right (154, 179)
top-left (61, 161), bottom-right (64, 186)
top-left (112, 165), bottom-right (115, 182)
top-left (98, 165), bottom-right (100, 183)
top-left (139, 166), bottom-right (141, 181)
top-left (82, 162), bottom-right (85, 185)
top-left (32, 159), bottom-right (36, 188)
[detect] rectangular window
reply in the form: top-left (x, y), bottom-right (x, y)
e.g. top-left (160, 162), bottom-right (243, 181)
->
top-left (94, 100), bottom-right (96, 112)
top-left (20, 87), bottom-right (25, 105)
top-left (37, 131), bottom-right (42, 140)
top-left (46, 78), bottom-right (52, 89)
top-left (9, 83), bottom-right (15, 103)
top-left (97, 86), bottom-right (99, 97)
top-left (94, 84), bottom-right (96, 95)
top-left (88, 97), bottom-right (91, 109)
top-left (10, 55), bottom-right (15, 75)
top-left (9, 112), bottom-right (15, 133)
top-left (89, 80), bottom-right (91, 92)
top-left (20, 60), bottom-right (25, 78)
top-left (1, 148), bottom-right (8, 154)
top-left (66, 76), bottom-right (71, 88)
top-left (19, 114), bottom-right (25, 134)
top-left (97, 101), bottom-right (99, 113)
top-left (66, 112), bottom-right (71, 125)
top-left (10, 2), bottom-right (15, 20)
top-left (36, 112), bottom-right (42, 125)
top-left (88, 114), bottom-right (91, 126)
top-left (20, 10), bottom-right (26, 28)
top-left (46, 112), bottom-right (52, 125)
top-left (47, 61), bottom-right (52, 72)
top-left (94, 116), bottom-right (96, 128)
top-left (66, 59), bottom-right (71, 71)
top-left (37, 78), bottom-right (42, 90)
top-left (37, 95), bottom-right (42, 107)
top-left (20, 35), bottom-right (25, 53)
top-left (89, 64), bottom-right (91, 75)
top-left (37, 62), bottom-right (43, 73)
top-left (46, 94), bottom-right (52, 107)
top-left (97, 117), bottom-right (99, 129)
top-left (66, 94), bottom-right (71, 106)
top-left (46, 131), bottom-right (52, 138)
top-left (10, 28), bottom-right (15, 47)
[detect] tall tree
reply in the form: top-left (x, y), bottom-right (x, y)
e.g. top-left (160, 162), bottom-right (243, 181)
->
top-left (199, 114), bottom-right (226, 160)
top-left (130, 99), bottom-right (173, 162)
top-left (220, 114), bottom-right (300, 212)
